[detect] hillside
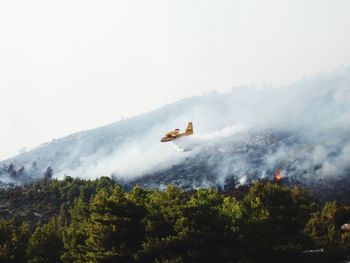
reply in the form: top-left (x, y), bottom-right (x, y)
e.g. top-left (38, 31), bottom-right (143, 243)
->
top-left (1, 68), bottom-right (350, 190)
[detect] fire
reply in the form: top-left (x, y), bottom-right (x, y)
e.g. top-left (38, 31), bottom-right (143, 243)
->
top-left (274, 169), bottom-right (282, 184)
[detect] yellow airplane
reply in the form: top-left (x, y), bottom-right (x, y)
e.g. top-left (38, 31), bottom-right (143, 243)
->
top-left (160, 122), bottom-right (193, 142)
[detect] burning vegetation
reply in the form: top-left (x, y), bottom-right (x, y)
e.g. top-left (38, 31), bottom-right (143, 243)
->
top-left (274, 169), bottom-right (282, 184)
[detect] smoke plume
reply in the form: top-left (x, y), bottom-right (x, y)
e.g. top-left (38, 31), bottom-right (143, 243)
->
top-left (1, 67), bottom-right (350, 187)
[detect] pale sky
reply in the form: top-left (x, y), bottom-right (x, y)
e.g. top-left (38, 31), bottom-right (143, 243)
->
top-left (1, 0), bottom-right (350, 160)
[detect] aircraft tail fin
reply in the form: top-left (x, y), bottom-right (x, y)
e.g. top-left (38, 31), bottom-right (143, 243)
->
top-left (185, 122), bottom-right (193, 134)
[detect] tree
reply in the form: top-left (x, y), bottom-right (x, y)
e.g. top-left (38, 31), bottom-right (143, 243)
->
top-left (0, 218), bottom-right (15, 263)
top-left (12, 223), bottom-right (32, 262)
top-left (8, 163), bottom-right (17, 178)
top-left (240, 182), bottom-right (312, 261)
top-left (85, 186), bottom-right (146, 262)
top-left (43, 166), bottom-right (53, 180)
top-left (174, 189), bottom-right (239, 262)
top-left (0, 220), bottom-right (31, 262)
top-left (26, 218), bottom-right (63, 263)
top-left (17, 166), bottom-right (25, 177)
top-left (61, 198), bottom-right (90, 263)
top-left (305, 201), bottom-right (350, 251)
top-left (137, 185), bottom-right (187, 262)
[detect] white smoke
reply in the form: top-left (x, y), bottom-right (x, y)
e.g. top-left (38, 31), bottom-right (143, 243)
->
top-left (2, 67), bottom-right (350, 186)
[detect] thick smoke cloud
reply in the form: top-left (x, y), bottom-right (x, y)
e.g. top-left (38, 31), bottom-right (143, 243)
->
top-left (1, 67), bottom-right (350, 186)
top-left (70, 67), bottom-right (350, 184)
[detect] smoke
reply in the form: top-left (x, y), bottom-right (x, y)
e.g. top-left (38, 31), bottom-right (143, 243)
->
top-left (114, 68), bottom-right (348, 184)
top-left (58, 135), bottom-right (191, 180)
top-left (2, 67), bottom-right (350, 187)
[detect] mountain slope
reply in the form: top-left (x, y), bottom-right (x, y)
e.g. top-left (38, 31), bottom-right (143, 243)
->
top-left (1, 67), bottom-right (350, 187)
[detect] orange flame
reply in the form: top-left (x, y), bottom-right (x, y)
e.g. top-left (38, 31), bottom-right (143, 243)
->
top-left (274, 169), bottom-right (282, 183)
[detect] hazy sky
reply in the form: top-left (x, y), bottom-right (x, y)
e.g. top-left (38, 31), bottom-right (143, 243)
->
top-left (1, 0), bottom-right (350, 160)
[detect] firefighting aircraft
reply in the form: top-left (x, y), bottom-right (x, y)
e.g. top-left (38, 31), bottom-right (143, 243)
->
top-left (160, 122), bottom-right (193, 142)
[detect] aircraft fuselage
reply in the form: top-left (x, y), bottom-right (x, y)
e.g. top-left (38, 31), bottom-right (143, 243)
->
top-left (160, 122), bottom-right (193, 142)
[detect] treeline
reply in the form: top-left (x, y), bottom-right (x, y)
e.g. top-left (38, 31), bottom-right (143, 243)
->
top-left (0, 177), bottom-right (350, 262)
top-left (0, 162), bottom-right (53, 186)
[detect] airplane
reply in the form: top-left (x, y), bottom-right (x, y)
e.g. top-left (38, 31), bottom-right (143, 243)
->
top-left (160, 122), bottom-right (193, 142)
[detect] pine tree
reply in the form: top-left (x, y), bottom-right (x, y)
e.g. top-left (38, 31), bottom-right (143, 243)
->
top-left (85, 186), bottom-right (146, 262)
top-left (8, 163), bottom-right (17, 178)
top-left (61, 198), bottom-right (90, 263)
top-left (26, 218), bottom-right (63, 263)
top-left (43, 166), bottom-right (53, 180)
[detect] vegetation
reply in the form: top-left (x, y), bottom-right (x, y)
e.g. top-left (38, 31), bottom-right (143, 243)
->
top-left (0, 177), bottom-right (350, 262)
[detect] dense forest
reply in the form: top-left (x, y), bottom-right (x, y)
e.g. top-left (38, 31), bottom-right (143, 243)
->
top-left (0, 176), bottom-right (350, 262)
